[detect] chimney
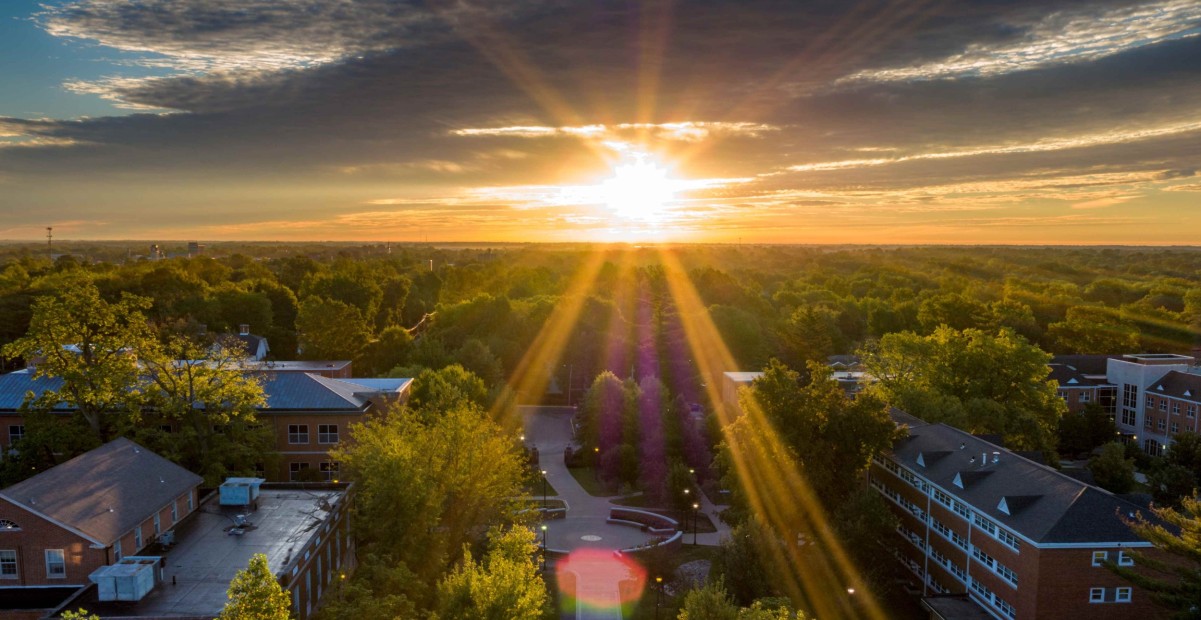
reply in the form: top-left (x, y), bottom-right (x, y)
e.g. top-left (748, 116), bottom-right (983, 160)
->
top-left (239, 324), bottom-right (250, 336)
top-left (981, 452), bottom-right (987, 468)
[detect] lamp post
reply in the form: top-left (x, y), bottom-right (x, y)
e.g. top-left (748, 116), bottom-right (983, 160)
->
top-left (692, 502), bottom-right (700, 545)
top-left (541, 470), bottom-right (548, 508)
top-left (565, 364), bottom-right (574, 407)
top-left (593, 447), bottom-right (599, 481)
top-left (655, 576), bottom-right (663, 620)
top-left (540, 524), bottom-right (548, 572)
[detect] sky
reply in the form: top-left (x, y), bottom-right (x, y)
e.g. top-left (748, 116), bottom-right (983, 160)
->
top-left (1, 0), bottom-right (1200, 244)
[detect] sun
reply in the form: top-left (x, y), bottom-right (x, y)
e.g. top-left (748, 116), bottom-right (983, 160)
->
top-left (597, 155), bottom-right (677, 222)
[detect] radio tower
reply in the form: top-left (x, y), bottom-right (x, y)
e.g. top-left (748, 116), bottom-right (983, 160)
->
top-left (46, 227), bottom-right (53, 257)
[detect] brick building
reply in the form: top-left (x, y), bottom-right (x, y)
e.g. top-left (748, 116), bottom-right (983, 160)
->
top-left (0, 438), bottom-right (201, 589)
top-left (872, 411), bottom-right (1164, 619)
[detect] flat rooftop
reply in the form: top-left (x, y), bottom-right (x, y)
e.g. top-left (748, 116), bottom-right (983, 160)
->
top-left (78, 488), bottom-right (345, 617)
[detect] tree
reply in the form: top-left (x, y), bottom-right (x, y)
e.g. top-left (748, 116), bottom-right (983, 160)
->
top-left (1088, 443), bottom-right (1136, 494)
top-left (861, 327), bottom-right (1064, 454)
top-left (3, 283), bottom-right (153, 436)
top-left (331, 402), bottom-right (524, 585)
top-left (60, 611), bottom-right (100, 620)
top-left (679, 579), bottom-right (740, 620)
top-left (133, 334), bottom-right (272, 486)
top-left (1047, 306), bottom-right (1140, 354)
top-left (1109, 495), bottom-right (1201, 617)
top-left (296, 296), bottom-right (371, 360)
top-left (218, 553), bottom-right (291, 620)
top-left (407, 364), bottom-right (491, 416)
top-left (1058, 403), bottom-right (1117, 457)
top-left (435, 527), bottom-right (547, 620)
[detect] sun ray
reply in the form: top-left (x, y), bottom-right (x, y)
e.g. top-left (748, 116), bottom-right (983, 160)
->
top-left (656, 248), bottom-right (888, 619)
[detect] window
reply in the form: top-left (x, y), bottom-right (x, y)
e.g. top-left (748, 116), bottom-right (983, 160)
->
top-left (1122, 410), bottom-right (1136, 426)
top-left (1081, 392), bottom-right (1091, 403)
top-left (1092, 551), bottom-right (1108, 566)
top-left (320, 461), bottom-right (340, 481)
top-left (187, 493), bottom-right (194, 511)
top-left (114, 540), bottom-right (122, 561)
top-left (45, 549), bottom-right (66, 578)
top-left (0, 519), bottom-right (19, 531)
top-left (1159, 419), bottom-right (1167, 431)
top-left (1123, 384), bottom-right (1138, 408)
top-left (0, 550), bottom-right (16, 578)
top-left (288, 424), bottom-right (309, 444)
top-left (7, 425), bottom-right (24, 445)
top-left (134, 526), bottom-right (142, 550)
top-left (1115, 587), bottom-right (1132, 602)
top-left (1172, 422), bottom-right (1179, 434)
top-left (1160, 400), bottom-right (1168, 412)
top-left (171, 502), bottom-right (178, 523)
top-left (1147, 395), bottom-right (1156, 407)
top-left (1059, 391), bottom-right (1067, 401)
top-left (290, 462), bottom-right (311, 481)
top-left (318, 424), bottom-right (339, 444)
top-left (1117, 550), bottom-right (1134, 566)
top-left (1173, 403), bottom-right (1181, 415)
top-left (1189, 404), bottom-right (1197, 418)
top-left (1090, 588), bottom-right (1105, 603)
top-left (154, 514), bottom-right (161, 536)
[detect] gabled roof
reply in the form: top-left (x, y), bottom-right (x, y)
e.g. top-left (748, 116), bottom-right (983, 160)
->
top-left (1047, 363), bottom-right (1106, 388)
top-left (0, 369), bottom-right (66, 410)
top-left (0, 438), bottom-right (201, 546)
top-left (1149, 370), bottom-right (1201, 404)
top-left (885, 412), bottom-right (1149, 545)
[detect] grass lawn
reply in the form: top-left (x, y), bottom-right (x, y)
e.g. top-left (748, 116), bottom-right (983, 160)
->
top-left (567, 465), bottom-right (621, 497)
top-left (522, 472), bottom-right (560, 499)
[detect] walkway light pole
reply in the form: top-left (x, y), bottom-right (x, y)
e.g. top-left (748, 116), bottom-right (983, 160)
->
top-left (541, 470), bottom-right (548, 508)
top-left (540, 524), bottom-right (548, 572)
top-left (655, 576), bottom-right (663, 619)
top-left (692, 502), bottom-right (700, 545)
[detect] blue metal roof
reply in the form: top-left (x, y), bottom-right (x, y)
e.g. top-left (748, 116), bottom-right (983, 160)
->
top-left (0, 370), bottom-right (67, 410)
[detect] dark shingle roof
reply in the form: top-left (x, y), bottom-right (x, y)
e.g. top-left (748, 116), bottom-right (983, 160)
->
top-left (1049, 354), bottom-right (1121, 377)
top-left (0, 438), bottom-right (202, 546)
top-left (886, 414), bottom-right (1148, 545)
top-left (1048, 363), bottom-right (1105, 388)
top-left (1148, 370), bottom-right (1201, 403)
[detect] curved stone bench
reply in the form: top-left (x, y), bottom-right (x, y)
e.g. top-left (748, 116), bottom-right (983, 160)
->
top-left (614, 531), bottom-right (684, 555)
top-left (608, 507), bottom-right (679, 532)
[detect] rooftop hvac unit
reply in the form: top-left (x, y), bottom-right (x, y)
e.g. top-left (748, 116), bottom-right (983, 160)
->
top-left (220, 477), bottom-right (266, 506)
top-left (89, 556), bottom-right (162, 601)
top-left (158, 531), bottom-right (175, 546)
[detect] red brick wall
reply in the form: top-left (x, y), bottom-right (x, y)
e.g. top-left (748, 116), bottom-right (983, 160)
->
top-left (0, 499), bottom-right (104, 586)
top-left (1033, 548), bottom-right (1166, 619)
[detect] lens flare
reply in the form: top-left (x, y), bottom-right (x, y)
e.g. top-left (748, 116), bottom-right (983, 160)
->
top-left (556, 549), bottom-right (647, 616)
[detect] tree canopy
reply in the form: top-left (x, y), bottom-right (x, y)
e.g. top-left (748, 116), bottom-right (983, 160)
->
top-left (218, 553), bottom-right (292, 620)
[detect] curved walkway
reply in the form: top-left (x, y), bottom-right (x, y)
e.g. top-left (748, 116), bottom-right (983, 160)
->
top-left (521, 405), bottom-right (732, 620)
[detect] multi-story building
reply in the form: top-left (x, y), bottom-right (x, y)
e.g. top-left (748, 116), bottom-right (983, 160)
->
top-left (872, 411), bottom-right (1163, 619)
top-left (1105, 353), bottom-right (1197, 455)
top-left (1047, 358), bottom-right (1117, 415)
top-left (0, 367), bottom-right (411, 482)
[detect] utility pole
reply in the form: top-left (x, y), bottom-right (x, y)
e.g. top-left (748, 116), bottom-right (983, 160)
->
top-left (46, 227), bottom-right (53, 257)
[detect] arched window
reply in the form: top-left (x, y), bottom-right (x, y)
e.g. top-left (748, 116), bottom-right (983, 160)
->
top-left (0, 520), bottom-right (19, 531)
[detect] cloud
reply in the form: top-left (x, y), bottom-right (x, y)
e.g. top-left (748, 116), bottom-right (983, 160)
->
top-left (452, 122), bottom-right (779, 142)
top-left (1163, 183), bottom-right (1201, 192)
top-left (840, 0), bottom-right (1201, 84)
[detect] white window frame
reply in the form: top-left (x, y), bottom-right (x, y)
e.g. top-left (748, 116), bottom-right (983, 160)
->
top-left (153, 514), bottom-right (161, 536)
top-left (1117, 550), bottom-right (1134, 566)
top-left (1089, 587), bottom-right (1105, 603)
top-left (318, 424), bottom-right (339, 444)
top-left (288, 424), bottom-right (310, 444)
top-left (45, 549), bottom-right (66, 578)
top-left (114, 539), bottom-right (122, 561)
top-left (1091, 551), bottom-right (1108, 566)
top-left (1115, 587), bottom-right (1132, 603)
top-left (0, 549), bottom-right (17, 579)
top-left (1081, 392), bottom-right (1091, 402)
top-left (134, 526), bottom-right (142, 550)
top-left (171, 502), bottom-right (178, 523)
top-left (7, 425), bottom-right (24, 445)
top-left (187, 493), bottom-right (194, 511)
top-left (290, 462), bottom-right (310, 481)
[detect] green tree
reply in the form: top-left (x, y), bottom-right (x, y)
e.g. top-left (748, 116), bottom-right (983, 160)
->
top-left (435, 527), bottom-right (547, 620)
top-left (1058, 403), bottom-right (1117, 457)
top-left (678, 579), bottom-right (740, 620)
top-left (861, 327), bottom-right (1064, 454)
top-left (1109, 495), bottom-right (1201, 617)
top-left (60, 610), bottom-right (100, 620)
top-left (3, 283), bottom-right (153, 436)
top-left (408, 364), bottom-right (491, 416)
top-left (1047, 306), bottom-right (1140, 354)
top-left (132, 334), bottom-right (272, 486)
top-left (217, 553), bottom-right (291, 620)
top-left (331, 403), bottom-right (524, 586)
top-left (1089, 443), bottom-right (1137, 494)
top-left (296, 296), bottom-right (371, 360)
